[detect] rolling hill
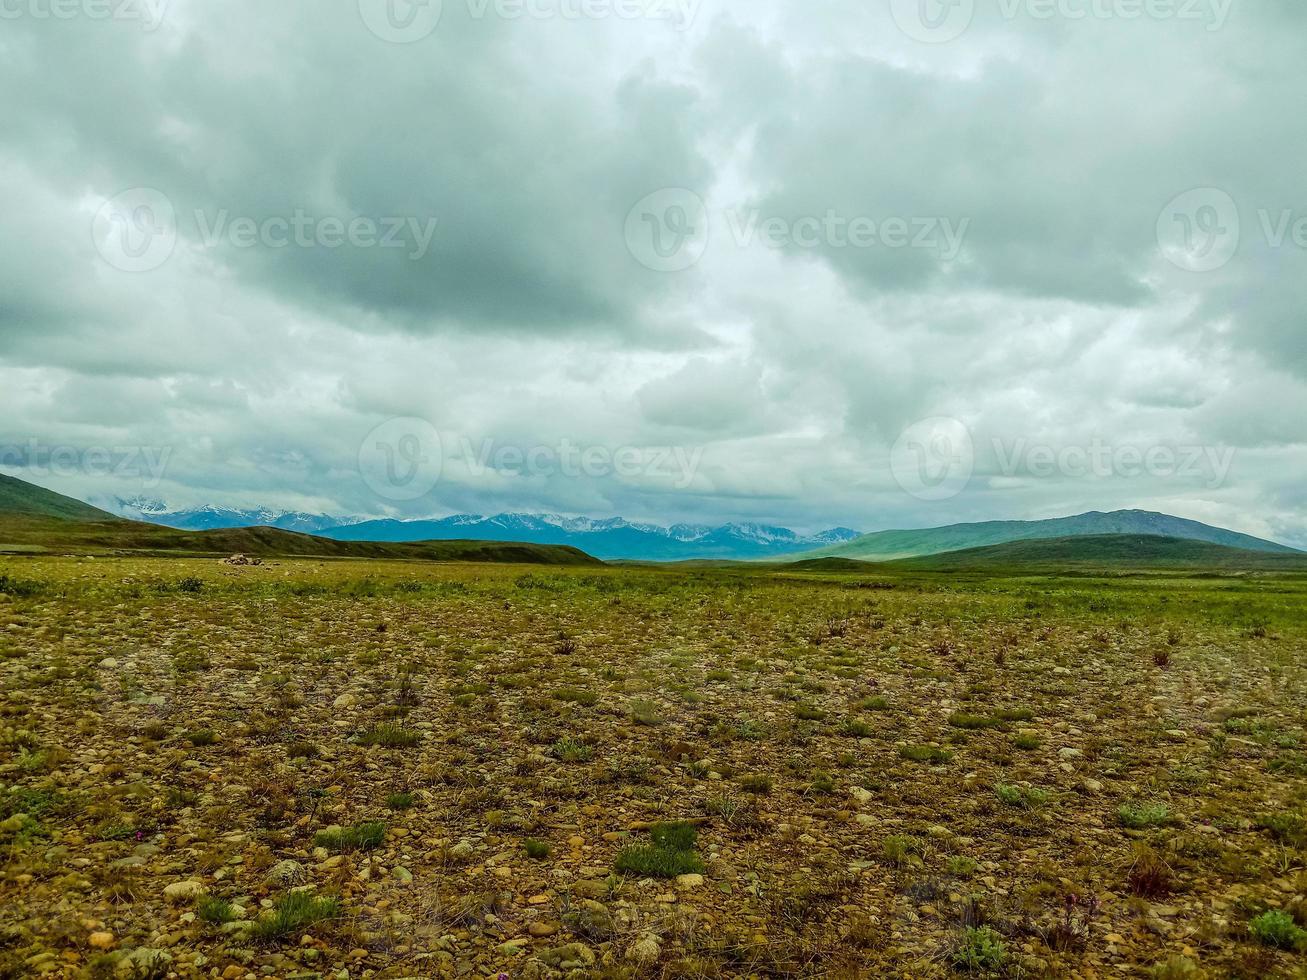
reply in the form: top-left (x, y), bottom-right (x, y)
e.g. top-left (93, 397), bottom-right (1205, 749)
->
top-left (794, 510), bottom-right (1299, 562)
top-left (0, 475), bottom-right (598, 565)
top-left (887, 534), bottom-right (1307, 572)
top-left (0, 473), bottom-right (124, 522)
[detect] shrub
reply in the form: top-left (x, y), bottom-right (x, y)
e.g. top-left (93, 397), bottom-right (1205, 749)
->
top-left (357, 724), bottom-right (420, 749)
top-left (314, 822), bottom-right (386, 853)
top-left (900, 744), bottom-right (952, 764)
top-left (553, 737), bottom-right (593, 763)
top-left (883, 834), bottom-right (926, 868)
top-left (739, 774), bottom-right (773, 794)
top-left (615, 821), bottom-right (704, 879)
top-left (995, 783), bottom-right (1049, 809)
top-left (1118, 802), bottom-right (1171, 829)
top-left (196, 896), bottom-right (236, 924)
top-left (949, 712), bottom-right (998, 730)
top-left (1249, 909), bottom-right (1307, 950)
top-left (385, 792), bottom-right (414, 811)
top-left (951, 926), bottom-right (1007, 971)
top-left (253, 892), bottom-right (340, 942)
top-left (1127, 843), bottom-right (1173, 898)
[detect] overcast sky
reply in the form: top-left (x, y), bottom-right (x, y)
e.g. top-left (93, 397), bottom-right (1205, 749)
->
top-left (1, 0), bottom-right (1305, 544)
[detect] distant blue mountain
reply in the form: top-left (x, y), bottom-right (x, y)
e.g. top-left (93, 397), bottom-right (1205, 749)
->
top-left (319, 513), bottom-right (862, 561)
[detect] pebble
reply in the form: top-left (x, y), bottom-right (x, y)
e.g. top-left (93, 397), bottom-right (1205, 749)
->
top-left (163, 880), bottom-right (207, 903)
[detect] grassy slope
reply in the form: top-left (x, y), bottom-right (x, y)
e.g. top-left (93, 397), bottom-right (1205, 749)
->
top-left (0, 514), bottom-right (600, 564)
top-left (0, 474), bottom-right (122, 522)
top-left (886, 533), bottom-right (1307, 572)
top-left (795, 509), bottom-right (1300, 562)
top-left (0, 475), bottom-right (599, 565)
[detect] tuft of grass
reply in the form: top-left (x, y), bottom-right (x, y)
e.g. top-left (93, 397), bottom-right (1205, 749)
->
top-left (1127, 843), bottom-right (1174, 898)
top-left (253, 892), bottom-right (340, 942)
top-left (949, 712), bottom-right (998, 730)
top-left (1013, 734), bottom-right (1042, 751)
top-left (1248, 909), bottom-right (1307, 950)
top-left (841, 718), bottom-right (874, 737)
top-left (615, 821), bottom-right (704, 879)
top-left (357, 724), bottom-right (420, 749)
top-left (883, 834), bottom-right (927, 868)
top-left (184, 729), bottom-right (216, 747)
top-left (552, 737), bottom-right (593, 763)
top-left (951, 926), bottom-right (1007, 971)
top-left (900, 744), bottom-right (952, 765)
top-left (1256, 811), bottom-right (1307, 848)
top-left (1118, 802), bottom-right (1171, 830)
top-left (739, 774), bottom-right (773, 794)
top-left (314, 821), bottom-right (386, 853)
top-left (196, 895), bottom-right (237, 924)
top-left (994, 783), bottom-right (1049, 809)
top-left (524, 838), bottom-right (552, 860)
top-left (385, 792), bottom-right (414, 811)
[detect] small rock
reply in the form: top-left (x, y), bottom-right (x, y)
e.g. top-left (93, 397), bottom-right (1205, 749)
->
top-left (88, 932), bottom-right (115, 950)
top-left (674, 873), bottom-right (704, 889)
top-left (528, 921), bottom-right (559, 937)
top-left (627, 934), bottom-right (660, 964)
top-left (265, 860), bottom-right (307, 888)
top-left (163, 880), bottom-right (207, 903)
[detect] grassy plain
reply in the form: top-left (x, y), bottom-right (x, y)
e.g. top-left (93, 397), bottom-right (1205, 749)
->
top-left (1, 557), bottom-right (1306, 978)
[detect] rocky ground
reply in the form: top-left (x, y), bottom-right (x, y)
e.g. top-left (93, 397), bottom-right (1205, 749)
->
top-left (1, 557), bottom-right (1305, 978)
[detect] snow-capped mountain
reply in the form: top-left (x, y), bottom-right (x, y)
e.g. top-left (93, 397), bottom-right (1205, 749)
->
top-left (320, 514), bottom-right (861, 561)
top-left (107, 498), bottom-right (367, 535)
top-left (102, 499), bottom-right (860, 560)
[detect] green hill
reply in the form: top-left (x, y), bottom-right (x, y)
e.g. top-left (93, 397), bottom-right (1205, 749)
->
top-left (0, 475), bottom-right (599, 566)
top-left (888, 534), bottom-right (1307, 572)
top-left (0, 473), bottom-right (123, 522)
top-left (795, 510), bottom-right (1298, 562)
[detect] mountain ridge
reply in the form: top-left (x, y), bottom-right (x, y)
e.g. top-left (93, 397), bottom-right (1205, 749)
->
top-left (317, 514), bottom-right (862, 561)
top-left (793, 509), bottom-right (1298, 562)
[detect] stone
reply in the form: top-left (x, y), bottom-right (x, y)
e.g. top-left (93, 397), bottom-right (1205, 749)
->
top-left (88, 932), bottom-right (115, 950)
top-left (538, 942), bottom-right (595, 970)
top-left (164, 880), bottom-right (206, 903)
top-left (627, 934), bottom-right (661, 964)
top-left (528, 920), bottom-right (559, 937)
top-left (674, 873), bottom-right (704, 889)
top-left (265, 860), bottom-right (307, 887)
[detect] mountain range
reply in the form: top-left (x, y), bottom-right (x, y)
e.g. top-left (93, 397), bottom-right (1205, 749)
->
top-left (319, 514), bottom-right (863, 562)
top-left (109, 497), bottom-right (365, 535)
